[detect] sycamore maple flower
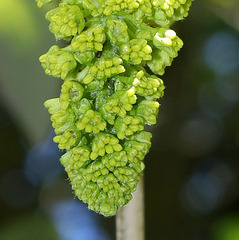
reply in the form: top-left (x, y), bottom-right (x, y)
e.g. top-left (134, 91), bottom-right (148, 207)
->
top-left (37, 0), bottom-right (193, 216)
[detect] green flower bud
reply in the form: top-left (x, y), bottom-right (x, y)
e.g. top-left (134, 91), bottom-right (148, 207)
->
top-left (120, 39), bottom-right (152, 65)
top-left (90, 133), bottom-right (123, 160)
top-left (77, 0), bottom-right (103, 17)
top-left (50, 109), bottom-right (75, 134)
top-left (84, 79), bottom-right (105, 93)
top-left (103, 0), bottom-right (140, 16)
top-left (71, 98), bottom-right (91, 117)
top-left (138, 0), bottom-right (152, 16)
top-left (70, 164), bottom-right (132, 216)
top-left (152, 0), bottom-right (193, 27)
top-left (46, 3), bottom-right (85, 40)
top-left (147, 50), bottom-right (171, 75)
top-left (153, 28), bottom-right (183, 53)
top-left (81, 57), bottom-right (125, 85)
top-left (76, 109), bottom-right (106, 134)
top-left (102, 151), bottom-right (128, 171)
top-left (134, 100), bottom-right (160, 125)
top-left (39, 45), bottom-right (77, 80)
top-left (106, 17), bottom-right (130, 45)
top-left (132, 0), bottom-right (153, 22)
top-left (44, 98), bottom-right (77, 135)
top-left (66, 150), bottom-right (140, 216)
top-left (114, 166), bottom-right (139, 190)
top-left (60, 145), bottom-right (91, 170)
top-left (60, 80), bottom-right (84, 110)
top-left (36, 0), bottom-right (55, 8)
top-left (61, 0), bottom-right (80, 4)
top-left (44, 98), bottom-right (61, 114)
top-left (124, 131), bottom-right (152, 162)
top-left (53, 126), bottom-right (81, 150)
top-left (135, 25), bottom-right (158, 41)
top-left (71, 25), bottom-right (106, 53)
top-left (147, 28), bottom-right (183, 75)
top-left (74, 52), bottom-right (95, 64)
top-left (132, 70), bottom-right (165, 100)
top-left (114, 115), bottom-right (144, 139)
top-left (101, 88), bottom-right (137, 124)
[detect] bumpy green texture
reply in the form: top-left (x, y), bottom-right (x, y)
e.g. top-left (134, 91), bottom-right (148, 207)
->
top-left (37, 0), bottom-right (193, 216)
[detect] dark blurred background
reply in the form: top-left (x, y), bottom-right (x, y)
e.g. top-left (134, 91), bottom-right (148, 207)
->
top-left (0, 0), bottom-right (239, 239)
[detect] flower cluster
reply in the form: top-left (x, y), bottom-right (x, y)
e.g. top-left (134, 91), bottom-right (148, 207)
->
top-left (71, 25), bottom-right (106, 53)
top-left (120, 39), bottom-right (152, 65)
top-left (39, 45), bottom-right (77, 79)
top-left (46, 3), bottom-right (85, 40)
top-left (37, 0), bottom-right (193, 216)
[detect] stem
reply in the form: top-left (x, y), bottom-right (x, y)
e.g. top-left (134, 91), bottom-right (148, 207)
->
top-left (116, 177), bottom-right (145, 240)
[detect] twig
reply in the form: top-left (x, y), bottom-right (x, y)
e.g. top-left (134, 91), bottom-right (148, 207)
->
top-left (116, 177), bottom-right (145, 240)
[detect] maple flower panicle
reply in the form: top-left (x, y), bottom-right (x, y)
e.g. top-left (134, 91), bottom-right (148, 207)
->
top-left (37, 0), bottom-right (194, 216)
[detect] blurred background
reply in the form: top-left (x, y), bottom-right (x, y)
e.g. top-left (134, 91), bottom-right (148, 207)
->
top-left (0, 0), bottom-right (239, 239)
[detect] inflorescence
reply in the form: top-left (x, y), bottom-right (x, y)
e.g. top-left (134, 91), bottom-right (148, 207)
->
top-left (37, 0), bottom-right (193, 216)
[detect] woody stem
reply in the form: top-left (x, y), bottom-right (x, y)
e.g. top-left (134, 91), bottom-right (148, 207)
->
top-left (116, 176), bottom-right (145, 240)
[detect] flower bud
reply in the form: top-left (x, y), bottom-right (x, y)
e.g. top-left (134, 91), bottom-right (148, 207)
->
top-left (46, 3), bottom-right (85, 40)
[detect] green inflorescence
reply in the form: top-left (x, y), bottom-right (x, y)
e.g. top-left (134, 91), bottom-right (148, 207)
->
top-left (37, 0), bottom-right (193, 216)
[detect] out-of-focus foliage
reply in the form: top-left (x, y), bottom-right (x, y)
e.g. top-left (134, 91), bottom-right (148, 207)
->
top-left (0, 0), bottom-right (59, 145)
top-left (206, 0), bottom-right (239, 31)
top-left (0, 213), bottom-right (58, 240)
top-left (209, 0), bottom-right (237, 7)
top-left (0, 0), bottom-right (38, 49)
top-left (212, 216), bottom-right (239, 240)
